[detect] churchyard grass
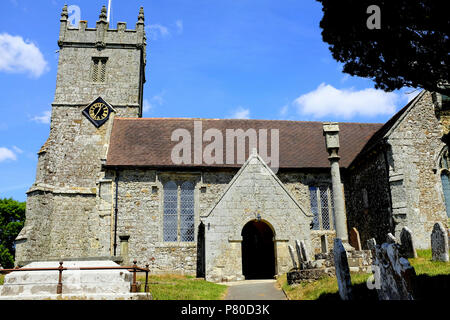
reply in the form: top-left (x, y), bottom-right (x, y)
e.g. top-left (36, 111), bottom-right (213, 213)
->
top-left (0, 274), bottom-right (3, 285)
top-left (409, 249), bottom-right (450, 276)
top-left (137, 274), bottom-right (228, 300)
top-left (276, 272), bottom-right (372, 300)
top-left (278, 249), bottom-right (449, 300)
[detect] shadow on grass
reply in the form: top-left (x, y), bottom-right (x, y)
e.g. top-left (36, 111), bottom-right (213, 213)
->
top-left (316, 274), bottom-right (450, 300)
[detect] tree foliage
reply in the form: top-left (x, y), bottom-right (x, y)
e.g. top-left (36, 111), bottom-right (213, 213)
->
top-left (0, 198), bottom-right (26, 268)
top-left (317, 0), bottom-right (449, 96)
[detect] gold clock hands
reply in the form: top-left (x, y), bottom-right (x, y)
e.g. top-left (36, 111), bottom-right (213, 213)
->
top-left (94, 105), bottom-right (103, 119)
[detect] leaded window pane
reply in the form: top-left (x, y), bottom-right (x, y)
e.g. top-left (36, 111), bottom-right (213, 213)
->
top-left (163, 181), bottom-right (178, 241)
top-left (180, 181), bottom-right (195, 242)
top-left (320, 186), bottom-right (330, 230)
top-left (309, 186), bottom-right (319, 230)
top-left (330, 187), bottom-right (336, 229)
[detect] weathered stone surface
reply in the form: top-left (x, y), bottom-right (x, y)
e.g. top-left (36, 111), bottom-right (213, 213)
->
top-left (287, 268), bottom-right (335, 284)
top-left (386, 233), bottom-right (397, 244)
top-left (372, 243), bottom-right (416, 300)
top-left (288, 245), bottom-right (297, 269)
top-left (295, 240), bottom-right (303, 266)
top-left (0, 260), bottom-right (151, 300)
top-left (15, 6), bottom-right (146, 264)
top-left (203, 153), bottom-right (313, 282)
top-left (345, 91), bottom-right (449, 250)
top-left (333, 238), bottom-right (353, 300)
top-left (431, 222), bottom-right (449, 262)
top-left (367, 238), bottom-right (377, 251)
top-left (349, 227), bottom-right (361, 250)
top-left (300, 240), bottom-right (310, 262)
top-left (400, 227), bottom-right (417, 258)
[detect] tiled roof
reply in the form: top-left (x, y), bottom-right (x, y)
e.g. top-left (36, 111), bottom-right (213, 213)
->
top-left (105, 118), bottom-right (383, 169)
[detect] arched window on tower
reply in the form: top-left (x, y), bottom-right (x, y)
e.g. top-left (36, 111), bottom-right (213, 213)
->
top-left (439, 147), bottom-right (450, 217)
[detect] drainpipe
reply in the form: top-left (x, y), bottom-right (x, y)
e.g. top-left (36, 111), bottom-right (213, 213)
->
top-left (113, 170), bottom-right (119, 256)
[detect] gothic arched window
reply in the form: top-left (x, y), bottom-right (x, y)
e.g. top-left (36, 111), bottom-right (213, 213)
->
top-left (439, 148), bottom-right (450, 217)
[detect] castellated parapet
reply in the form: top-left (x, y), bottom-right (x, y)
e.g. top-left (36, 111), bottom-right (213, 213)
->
top-left (54, 5), bottom-right (146, 111)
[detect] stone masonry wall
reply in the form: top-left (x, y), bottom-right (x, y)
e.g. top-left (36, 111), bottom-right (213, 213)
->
top-left (346, 91), bottom-right (449, 249)
top-left (345, 149), bottom-right (393, 248)
top-left (203, 155), bottom-right (313, 282)
top-left (105, 167), bottom-right (335, 277)
top-left (15, 8), bottom-right (146, 264)
top-left (386, 91), bottom-right (448, 248)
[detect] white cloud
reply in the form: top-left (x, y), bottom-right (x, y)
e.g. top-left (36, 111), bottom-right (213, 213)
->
top-left (31, 110), bottom-right (51, 124)
top-left (143, 91), bottom-right (166, 113)
top-left (230, 107), bottom-right (250, 119)
top-left (146, 24), bottom-right (170, 40)
top-left (294, 83), bottom-right (399, 119)
top-left (0, 147), bottom-right (17, 162)
top-left (143, 99), bottom-right (152, 112)
top-left (279, 105), bottom-right (289, 117)
top-left (0, 33), bottom-right (49, 78)
top-left (175, 20), bottom-right (183, 34)
top-left (12, 146), bottom-right (23, 154)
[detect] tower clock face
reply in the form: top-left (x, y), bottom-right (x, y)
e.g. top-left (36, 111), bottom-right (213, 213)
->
top-left (89, 102), bottom-right (109, 121)
top-left (82, 97), bottom-right (113, 128)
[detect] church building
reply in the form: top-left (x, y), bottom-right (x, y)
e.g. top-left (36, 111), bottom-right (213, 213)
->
top-left (15, 6), bottom-right (449, 282)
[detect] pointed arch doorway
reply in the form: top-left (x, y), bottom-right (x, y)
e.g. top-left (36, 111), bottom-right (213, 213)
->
top-left (241, 220), bottom-right (276, 279)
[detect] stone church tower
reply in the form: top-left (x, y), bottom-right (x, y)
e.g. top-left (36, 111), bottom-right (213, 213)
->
top-left (15, 5), bottom-right (147, 264)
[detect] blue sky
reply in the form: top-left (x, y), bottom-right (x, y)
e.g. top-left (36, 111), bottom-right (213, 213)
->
top-left (0, 0), bottom-right (418, 201)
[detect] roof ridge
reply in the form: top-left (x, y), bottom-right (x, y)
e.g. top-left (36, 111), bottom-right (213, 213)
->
top-left (114, 117), bottom-right (384, 125)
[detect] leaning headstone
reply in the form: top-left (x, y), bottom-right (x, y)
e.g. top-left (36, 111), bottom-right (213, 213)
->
top-left (333, 238), bottom-right (353, 300)
top-left (372, 243), bottom-right (416, 300)
top-left (431, 222), bottom-right (449, 262)
top-left (300, 240), bottom-right (310, 262)
top-left (295, 240), bottom-right (303, 265)
top-left (349, 227), bottom-right (362, 251)
top-left (386, 233), bottom-right (397, 244)
top-left (366, 238), bottom-right (377, 251)
top-left (400, 227), bottom-right (417, 258)
top-left (288, 245), bottom-right (297, 268)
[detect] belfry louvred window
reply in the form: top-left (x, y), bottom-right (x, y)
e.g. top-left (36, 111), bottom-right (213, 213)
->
top-left (163, 181), bottom-right (195, 242)
top-left (91, 57), bottom-right (108, 82)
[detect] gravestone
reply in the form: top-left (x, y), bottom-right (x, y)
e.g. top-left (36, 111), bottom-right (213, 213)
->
top-left (300, 240), bottom-right (310, 262)
top-left (333, 238), bottom-right (353, 300)
top-left (386, 233), bottom-right (397, 244)
top-left (431, 222), bottom-right (449, 262)
top-left (320, 235), bottom-right (328, 253)
top-left (349, 227), bottom-right (362, 250)
top-left (372, 243), bottom-right (416, 300)
top-left (295, 240), bottom-right (303, 266)
top-left (400, 227), bottom-right (417, 258)
top-left (367, 238), bottom-right (377, 251)
top-left (288, 245), bottom-right (297, 268)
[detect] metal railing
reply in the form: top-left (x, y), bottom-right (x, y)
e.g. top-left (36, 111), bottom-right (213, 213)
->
top-left (0, 259), bottom-right (150, 294)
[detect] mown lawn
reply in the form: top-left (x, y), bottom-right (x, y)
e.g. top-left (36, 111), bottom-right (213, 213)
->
top-left (277, 249), bottom-right (450, 300)
top-left (138, 274), bottom-right (228, 300)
